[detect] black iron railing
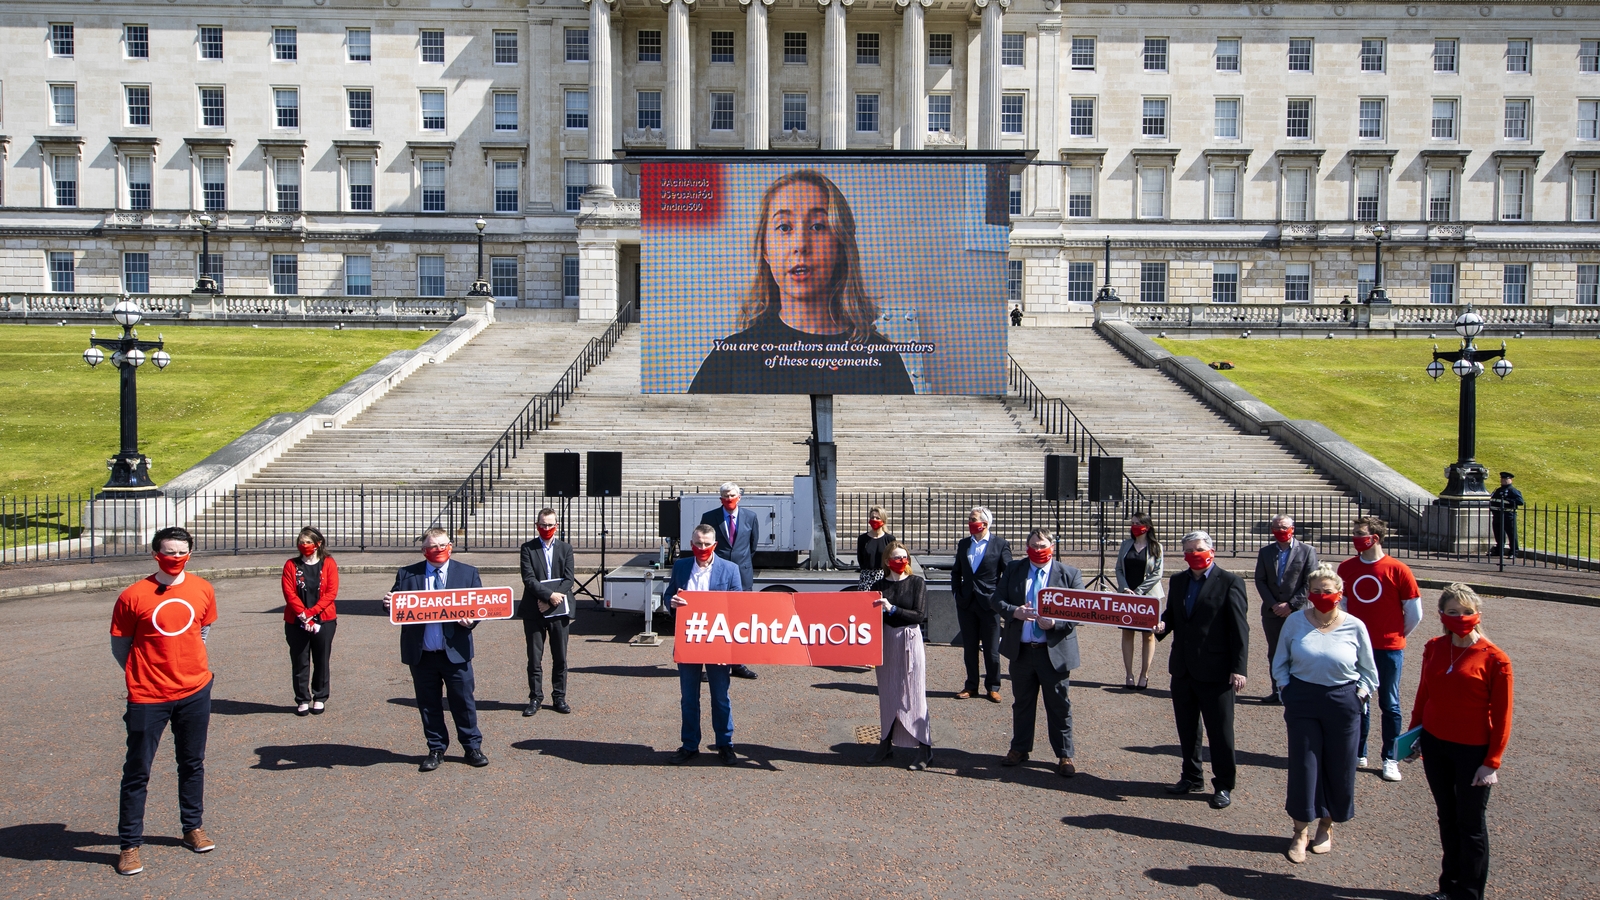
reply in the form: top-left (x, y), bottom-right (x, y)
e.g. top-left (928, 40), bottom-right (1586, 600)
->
top-left (1006, 356), bottom-right (1146, 505)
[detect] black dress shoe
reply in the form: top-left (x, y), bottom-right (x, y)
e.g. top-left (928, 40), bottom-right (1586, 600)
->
top-left (1165, 779), bottom-right (1203, 794)
top-left (717, 745), bottom-right (738, 766)
top-left (731, 664), bottom-right (758, 680)
top-left (523, 703), bottom-right (540, 717)
top-left (553, 699), bottom-right (572, 714)
top-left (1209, 789), bottom-right (1232, 809)
top-left (668, 747), bottom-right (700, 765)
top-left (464, 747), bottom-right (489, 768)
top-left (419, 750), bottom-right (444, 772)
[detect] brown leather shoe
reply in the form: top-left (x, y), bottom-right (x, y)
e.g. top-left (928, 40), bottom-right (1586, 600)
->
top-left (985, 690), bottom-right (1003, 704)
top-left (115, 847), bottom-right (143, 876)
top-left (954, 689), bottom-right (975, 699)
top-left (1058, 758), bottom-right (1077, 778)
top-left (1001, 749), bottom-right (1029, 766)
top-left (182, 828), bottom-right (215, 853)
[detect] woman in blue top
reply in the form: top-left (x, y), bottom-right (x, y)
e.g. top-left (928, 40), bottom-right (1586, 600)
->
top-left (1272, 562), bottom-right (1379, 864)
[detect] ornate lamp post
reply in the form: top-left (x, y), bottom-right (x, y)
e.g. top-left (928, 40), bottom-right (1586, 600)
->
top-left (1426, 308), bottom-right (1511, 501)
top-left (1095, 236), bottom-right (1120, 303)
top-left (1366, 223), bottom-right (1388, 304)
top-left (81, 298), bottom-right (172, 496)
top-left (468, 217), bottom-right (491, 297)
top-left (194, 212), bottom-right (217, 294)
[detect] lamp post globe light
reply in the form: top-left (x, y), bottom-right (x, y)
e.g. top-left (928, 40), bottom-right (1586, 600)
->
top-left (1366, 223), bottom-right (1389, 304)
top-left (468, 217), bottom-right (492, 297)
top-left (1094, 236), bottom-right (1120, 304)
top-left (1426, 306), bottom-right (1511, 502)
top-left (81, 296), bottom-right (171, 497)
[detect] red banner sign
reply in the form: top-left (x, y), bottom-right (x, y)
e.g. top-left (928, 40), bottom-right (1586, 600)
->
top-left (388, 587), bottom-right (515, 625)
top-left (1037, 587), bottom-right (1161, 631)
top-left (672, 591), bottom-right (882, 667)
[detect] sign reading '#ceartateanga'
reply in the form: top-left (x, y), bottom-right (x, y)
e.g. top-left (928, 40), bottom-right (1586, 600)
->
top-left (388, 587), bottom-right (515, 625)
top-left (672, 591), bottom-right (883, 667)
top-left (1037, 587), bottom-right (1162, 631)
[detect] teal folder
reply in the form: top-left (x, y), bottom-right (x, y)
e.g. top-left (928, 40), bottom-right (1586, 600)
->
top-left (1395, 725), bottom-right (1425, 760)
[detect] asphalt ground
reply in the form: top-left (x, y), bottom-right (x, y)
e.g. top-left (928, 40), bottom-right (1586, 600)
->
top-left (1, 567), bottom-right (1595, 899)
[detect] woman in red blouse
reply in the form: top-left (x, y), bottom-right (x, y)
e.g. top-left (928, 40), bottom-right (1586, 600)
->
top-left (1407, 583), bottom-right (1513, 900)
top-left (281, 526), bottom-right (340, 716)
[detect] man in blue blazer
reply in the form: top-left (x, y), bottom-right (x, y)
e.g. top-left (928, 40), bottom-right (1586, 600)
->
top-left (663, 524), bottom-right (744, 766)
top-left (699, 481), bottom-right (760, 680)
top-left (994, 530), bottom-right (1086, 777)
top-left (952, 506), bottom-right (1012, 702)
top-left (385, 528), bottom-right (488, 772)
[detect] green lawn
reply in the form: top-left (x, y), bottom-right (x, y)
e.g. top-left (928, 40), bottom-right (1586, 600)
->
top-left (1152, 337), bottom-right (1600, 511)
top-left (1, 324), bottom-right (432, 496)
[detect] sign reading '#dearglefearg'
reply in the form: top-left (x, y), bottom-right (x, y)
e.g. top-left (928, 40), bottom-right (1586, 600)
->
top-left (672, 591), bottom-right (883, 667)
top-left (388, 587), bottom-right (515, 625)
top-left (1037, 587), bottom-right (1162, 632)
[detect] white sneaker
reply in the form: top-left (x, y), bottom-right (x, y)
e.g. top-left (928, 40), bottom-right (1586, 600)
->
top-left (1382, 759), bottom-right (1402, 782)
top-left (1357, 757), bottom-right (1368, 769)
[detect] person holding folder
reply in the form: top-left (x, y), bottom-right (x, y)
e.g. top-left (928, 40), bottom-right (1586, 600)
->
top-left (520, 507), bottom-right (577, 717)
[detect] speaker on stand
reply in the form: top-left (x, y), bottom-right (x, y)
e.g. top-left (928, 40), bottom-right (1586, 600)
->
top-left (545, 452), bottom-right (581, 541)
top-left (573, 452), bottom-right (622, 603)
top-left (1085, 456), bottom-right (1124, 589)
top-left (1044, 455), bottom-right (1078, 560)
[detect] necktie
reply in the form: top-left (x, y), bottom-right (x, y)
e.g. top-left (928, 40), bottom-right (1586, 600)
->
top-left (1277, 544), bottom-right (1289, 580)
top-left (728, 512), bottom-right (737, 542)
top-left (431, 566), bottom-right (442, 590)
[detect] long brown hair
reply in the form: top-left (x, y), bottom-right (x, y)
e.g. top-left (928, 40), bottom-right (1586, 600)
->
top-left (737, 170), bottom-right (879, 342)
top-left (1130, 511), bottom-right (1162, 560)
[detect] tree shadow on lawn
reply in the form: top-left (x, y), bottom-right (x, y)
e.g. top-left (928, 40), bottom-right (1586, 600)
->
top-left (1143, 865), bottom-right (1418, 900)
top-left (0, 823), bottom-right (180, 865)
top-left (1124, 744), bottom-right (1288, 771)
top-left (252, 743), bottom-right (418, 770)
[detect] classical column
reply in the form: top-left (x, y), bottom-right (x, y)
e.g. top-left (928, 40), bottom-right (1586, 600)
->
top-left (742, 0), bottom-right (772, 149)
top-left (665, 0), bottom-right (694, 150)
top-left (585, 0), bottom-right (615, 197)
top-left (974, 0), bottom-right (1006, 149)
top-left (1033, 19), bottom-right (1062, 214)
top-left (897, 0), bottom-right (926, 150)
top-left (820, 0), bottom-right (849, 150)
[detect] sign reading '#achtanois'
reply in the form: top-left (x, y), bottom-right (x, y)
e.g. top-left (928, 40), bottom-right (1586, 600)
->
top-left (672, 591), bottom-right (883, 667)
top-left (1037, 587), bottom-right (1162, 631)
top-left (388, 587), bottom-right (515, 625)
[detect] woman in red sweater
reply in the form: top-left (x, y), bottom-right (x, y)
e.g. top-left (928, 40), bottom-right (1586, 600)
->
top-left (1408, 583), bottom-right (1513, 900)
top-left (281, 526), bottom-right (339, 716)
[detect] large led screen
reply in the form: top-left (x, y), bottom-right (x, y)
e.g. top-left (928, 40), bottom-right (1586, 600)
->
top-left (640, 162), bottom-right (1009, 395)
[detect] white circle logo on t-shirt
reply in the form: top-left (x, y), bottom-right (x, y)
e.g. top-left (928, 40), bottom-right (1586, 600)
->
top-left (1350, 574), bottom-right (1384, 604)
top-left (152, 598), bottom-right (197, 636)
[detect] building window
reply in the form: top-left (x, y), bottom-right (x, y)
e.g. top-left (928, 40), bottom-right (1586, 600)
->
top-left (51, 23), bottom-right (74, 56)
top-left (1001, 32), bottom-right (1025, 67)
top-left (1285, 263), bottom-right (1311, 303)
top-left (928, 32), bottom-right (954, 66)
top-left (710, 92), bottom-right (735, 131)
top-left (711, 31), bottom-right (736, 65)
top-left (418, 256), bottom-right (446, 297)
top-left (348, 89), bottom-right (373, 129)
top-left (274, 27), bottom-right (297, 61)
top-left (126, 86), bottom-right (151, 127)
top-left (855, 94), bottom-right (878, 133)
top-left (1283, 168), bottom-right (1311, 221)
top-left (1506, 39), bottom-right (1530, 73)
top-left (348, 157), bottom-right (374, 211)
top-left (1355, 168), bottom-right (1381, 222)
top-left (420, 29), bottom-right (444, 63)
top-left (1000, 94), bottom-right (1025, 135)
top-left (271, 255), bottom-right (298, 295)
top-left (199, 26), bottom-right (224, 60)
top-left (345, 255), bottom-right (372, 296)
top-left (1216, 38), bottom-right (1240, 72)
top-left (49, 252), bottom-right (75, 292)
top-left (201, 157), bottom-right (227, 211)
top-left (275, 88), bottom-right (299, 129)
top-left (566, 28), bottom-right (589, 63)
top-left (491, 257), bottom-right (518, 299)
top-left (1067, 166), bottom-right (1094, 218)
top-left (1428, 168), bottom-right (1454, 222)
top-left (1140, 262), bottom-right (1167, 303)
top-left (51, 84), bottom-right (76, 126)
top-left (857, 32), bottom-right (880, 66)
top-left (639, 31), bottom-right (661, 63)
top-left (1579, 100), bottom-right (1600, 140)
top-left (1070, 37), bottom-right (1096, 70)
top-left (1288, 38), bottom-right (1313, 72)
top-left (1358, 99), bottom-right (1384, 140)
top-left (1139, 166), bottom-right (1166, 218)
top-left (564, 159), bottom-right (586, 212)
top-left (274, 158), bottom-right (300, 211)
top-left (200, 87), bottom-right (226, 128)
top-left (1578, 264), bottom-right (1599, 304)
top-left (1069, 98), bottom-right (1095, 137)
top-left (785, 32), bottom-right (808, 65)
top-left (123, 252), bottom-right (150, 294)
top-left (783, 93), bottom-right (808, 132)
top-left (566, 90), bottom-right (589, 129)
top-left (348, 29), bottom-right (371, 62)
top-left (1067, 262), bottom-right (1095, 303)
top-left (1142, 98), bottom-right (1167, 138)
top-left (1504, 99), bottom-right (1530, 140)
top-left (421, 160), bottom-right (446, 212)
top-left (1008, 174), bottom-right (1022, 216)
top-left (1214, 98), bottom-right (1239, 139)
top-left (1434, 39), bottom-right (1458, 73)
top-left (995, 259), bottom-right (1018, 303)
top-left (199, 254), bottom-right (224, 291)
top-left (53, 155), bottom-right (78, 207)
top-left (1358, 264), bottom-right (1375, 302)
top-left (1501, 168), bottom-right (1528, 221)
top-left (1431, 264), bottom-right (1457, 304)
top-left (495, 31), bottom-right (518, 65)
top-left (1360, 38), bottom-right (1384, 72)
top-left (493, 160), bottom-right (519, 213)
top-left (125, 25), bottom-right (149, 59)
top-left (1582, 40), bottom-right (1600, 74)
top-left (421, 90), bottom-right (446, 131)
top-left (1212, 263), bottom-right (1240, 303)
top-left (928, 93), bottom-right (951, 133)
top-left (494, 92), bottom-right (518, 131)
top-left (1212, 167), bottom-right (1239, 219)
top-left (638, 91), bottom-right (662, 130)
top-left (1503, 264), bottom-right (1528, 304)
top-left (1432, 99), bottom-right (1457, 140)
top-left (1286, 98), bottom-right (1312, 139)
top-left (563, 255), bottom-right (581, 300)
top-left (1142, 37), bottom-right (1168, 72)
top-left (1576, 169), bottom-right (1599, 222)
top-left (127, 156), bottom-right (153, 210)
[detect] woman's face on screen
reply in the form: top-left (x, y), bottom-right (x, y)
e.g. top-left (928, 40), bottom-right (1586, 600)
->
top-left (764, 181), bottom-right (839, 307)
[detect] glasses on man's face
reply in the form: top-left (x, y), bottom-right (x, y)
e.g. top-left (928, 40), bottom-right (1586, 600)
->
top-left (425, 543), bottom-right (451, 551)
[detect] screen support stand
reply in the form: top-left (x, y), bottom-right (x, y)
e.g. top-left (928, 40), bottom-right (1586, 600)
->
top-left (1085, 501), bottom-right (1114, 590)
top-left (806, 394), bottom-right (839, 570)
top-left (575, 495), bottom-right (608, 603)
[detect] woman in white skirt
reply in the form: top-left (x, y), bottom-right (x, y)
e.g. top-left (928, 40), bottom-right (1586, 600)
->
top-left (868, 541), bottom-right (933, 770)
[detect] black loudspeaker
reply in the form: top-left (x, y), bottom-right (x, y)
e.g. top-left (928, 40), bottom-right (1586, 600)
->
top-left (1088, 456), bottom-right (1124, 503)
top-left (544, 453), bottom-right (580, 498)
top-left (586, 451), bottom-right (622, 497)
top-left (1044, 454), bottom-right (1079, 501)
top-left (658, 498), bottom-right (681, 540)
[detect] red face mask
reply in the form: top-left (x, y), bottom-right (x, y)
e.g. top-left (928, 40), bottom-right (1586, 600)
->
top-left (1184, 549), bottom-right (1215, 571)
top-left (692, 544), bottom-right (717, 564)
top-left (537, 524), bottom-right (558, 541)
top-left (968, 521), bottom-right (986, 537)
top-left (1026, 546), bottom-right (1053, 566)
top-left (1130, 524), bottom-right (1149, 537)
top-left (1273, 528), bottom-right (1294, 543)
top-left (721, 497), bottom-right (739, 512)
top-left (1308, 591), bottom-right (1341, 613)
top-left (423, 546), bottom-right (451, 565)
top-left (1352, 534), bottom-right (1379, 553)
top-left (297, 542), bottom-right (318, 558)
top-left (868, 518), bottom-right (884, 530)
top-left (1440, 612), bottom-right (1481, 636)
top-left (155, 552), bottom-right (189, 576)
top-left (887, 557), bottom-right (911, 574)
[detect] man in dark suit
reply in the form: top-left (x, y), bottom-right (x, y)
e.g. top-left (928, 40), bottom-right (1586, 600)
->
top-left (1154, 529), bottom-right (1249, 809)
top-left (1253, 513), bottom-right (1319, 705)
top-left (384, 528), bottom-right (488, 772)
top-left (952, 506), bottom-right (1011, 702)
top-left (519, 506), bottom-right (577, 717)
top-left (664, 524), bottom-right (746, 766)
top-left (994, 530), bottom-right (1086, 777)
top-left (700, 481), bottom-right (759, 680)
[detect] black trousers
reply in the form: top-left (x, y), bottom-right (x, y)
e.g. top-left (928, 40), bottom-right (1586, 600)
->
top-left (1262, 615), bottom-right (1287, 694)
top-left (409, 651), bottom-right (481, 754)
top-left (523, 614), bottom-right (570, 703)
top-left (1171, 673), bottom-right (1238, 791)
top-left (1491, 511), bottom-right (1518, 553)
top-left (955, 601), bottom-right (1002, 692)
top-left (1008, 644), bottom-right (1074, 759)
top-left (284, 619), bottom-right (337, 703)
top-left (119, 678), bottom-right (211, 849)
top-left (1283, 678), bottom-right (1361, 823)
top-left (1421, 731), bottom-right (1494, 900)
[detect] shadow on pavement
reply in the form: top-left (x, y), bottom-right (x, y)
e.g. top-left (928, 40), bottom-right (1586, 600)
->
top-left (385, 697), bottom-right (528, 712)
top-left (336, 599), bottom-right (389, 617)
top-left (1124, 744), bottom-right (1289, 771)
top-left (810, 681), bottom-right (876, 694)
top-left (512, 738), bottom-right (660, 766)
top-left (211, 698), bottom-right (293, 716)
top-left (1143, 865), bottom-right (1420, 899)
top-left (1064, 813), bottom-right (1283, 853)
top-left (252, 743), bottom-right (417, 770)
top-left (0, 823), bottom-right (177, 864)
top-left (566, 664), bottom-right (679, 678)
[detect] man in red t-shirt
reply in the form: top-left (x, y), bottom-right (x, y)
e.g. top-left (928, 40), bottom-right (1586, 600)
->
top-left (1336, 516), bottom-right (1421, 785)
top-left (109, 527), bottom-right (218, 877)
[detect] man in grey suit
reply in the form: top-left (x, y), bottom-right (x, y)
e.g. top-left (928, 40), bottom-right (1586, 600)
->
top-left (994, 529), bottom-right (1086, 778)
top-left (699, 481), bottom-right (760, 680)
top-left (1253, 513), bottom-right (1318, 705)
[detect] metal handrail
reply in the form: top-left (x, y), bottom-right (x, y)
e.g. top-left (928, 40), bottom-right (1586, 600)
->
top-left (1006, 356), bottom-right (1147, 505)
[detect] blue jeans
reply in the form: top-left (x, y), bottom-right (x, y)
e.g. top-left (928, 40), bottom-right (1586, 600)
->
top-left (678, 664), bottom-right (733, 752)
top-left (1359, 648), bottom-right (1405, 761)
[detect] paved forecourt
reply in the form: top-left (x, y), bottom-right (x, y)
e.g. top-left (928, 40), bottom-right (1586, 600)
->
top-left (1, 568), bottom-right (1594, 899)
